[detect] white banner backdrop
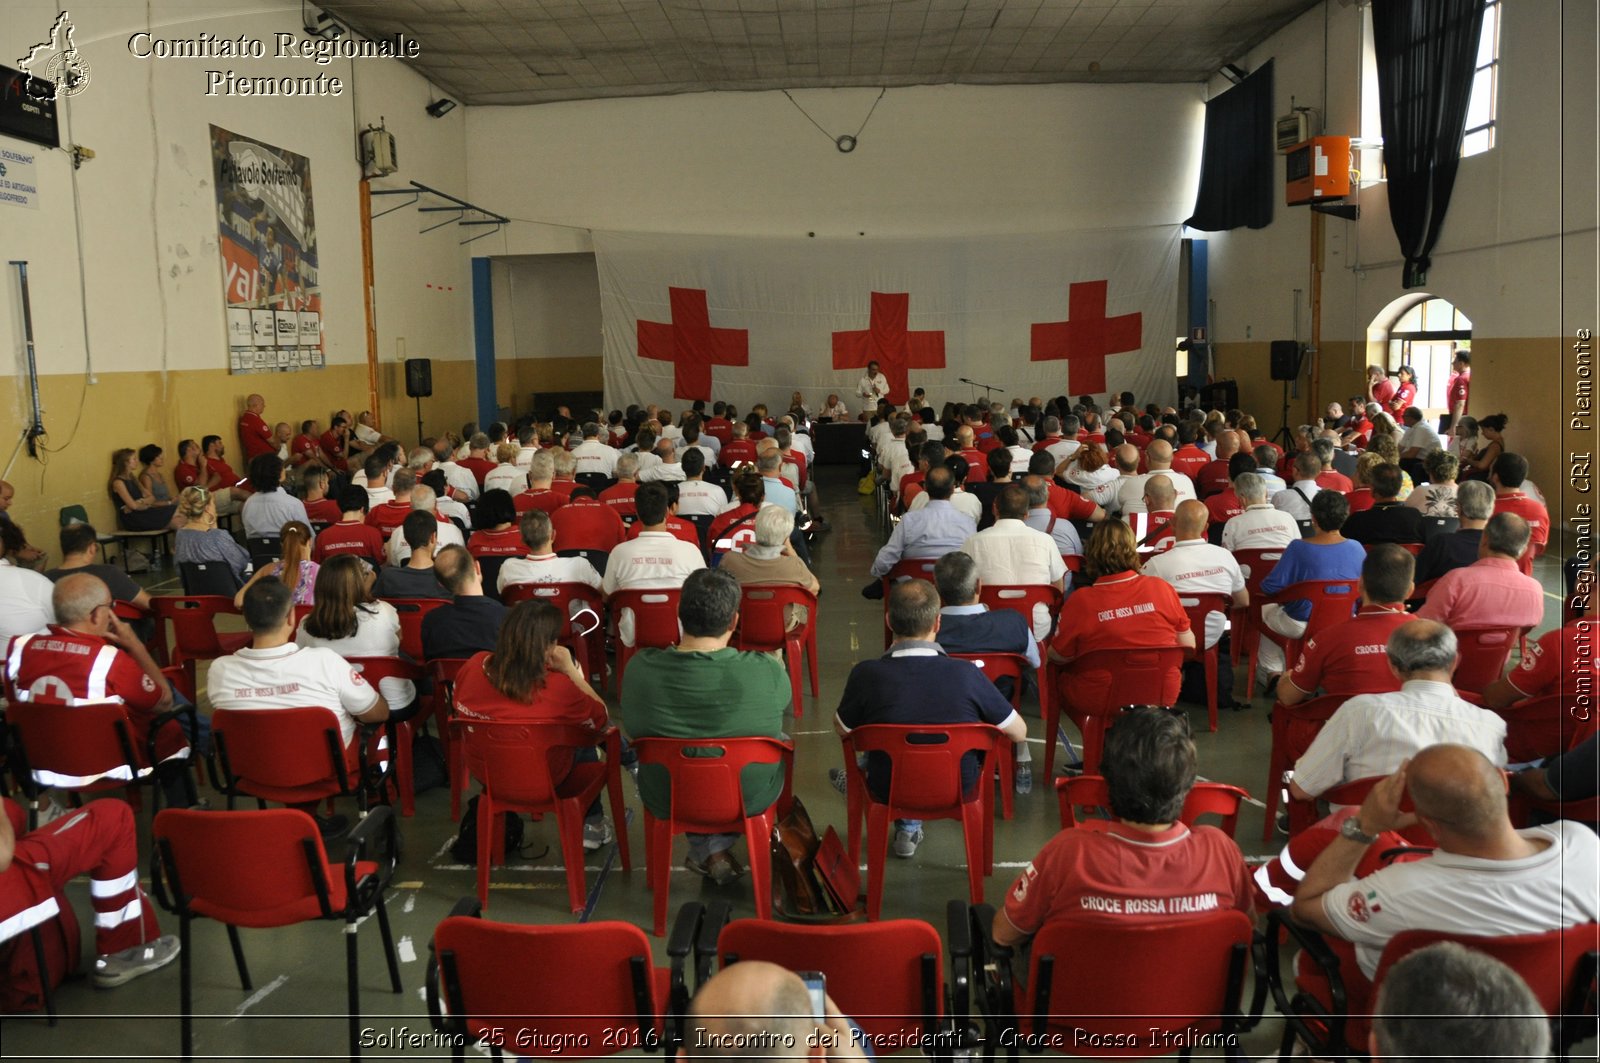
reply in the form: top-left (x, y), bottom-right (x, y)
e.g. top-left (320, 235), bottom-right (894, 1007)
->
top-left (595, 227), bottom-right (1181, 415)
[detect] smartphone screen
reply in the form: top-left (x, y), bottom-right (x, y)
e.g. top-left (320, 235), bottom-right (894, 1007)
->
top-left (799, 971), bottom-right (826, 1019)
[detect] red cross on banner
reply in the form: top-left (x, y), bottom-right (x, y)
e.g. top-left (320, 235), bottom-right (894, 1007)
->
top-left (637, 287), bottom-right (749, 401)
top-left (831, 292), bottom-right (945, 406)
top-left (1030, 280), bottom-right (1142, 394)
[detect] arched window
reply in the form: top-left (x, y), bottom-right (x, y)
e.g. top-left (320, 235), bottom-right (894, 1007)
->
top-left (1380, 296), bottom-right (1471, 413)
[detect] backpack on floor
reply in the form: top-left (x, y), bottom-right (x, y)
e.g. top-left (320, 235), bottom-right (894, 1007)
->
top-left (449, 795), bottom-right (525, 865)
top-left (0, 893), bottom-right (81, 1014)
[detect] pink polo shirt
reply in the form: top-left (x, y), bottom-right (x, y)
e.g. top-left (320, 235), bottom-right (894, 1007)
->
top-left (1416, 556), bottom-right (1544, 631)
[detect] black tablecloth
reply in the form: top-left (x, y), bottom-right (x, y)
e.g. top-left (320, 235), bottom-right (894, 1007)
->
top-left (812, 421), bottom-right (867, 465)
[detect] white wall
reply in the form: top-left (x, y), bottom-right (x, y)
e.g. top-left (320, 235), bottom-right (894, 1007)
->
top-left (491, 254), bottom-right (602, 363)
top-left (0, 0), bottom-right (472, 383)
top-left (1203, 0), bottom-right (1597, 347)
top-left (464, 82), bottom-right (1206, 251)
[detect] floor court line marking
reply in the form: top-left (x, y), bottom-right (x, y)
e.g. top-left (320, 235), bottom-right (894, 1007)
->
top-left (226, 974), bottom-right (289, 1023)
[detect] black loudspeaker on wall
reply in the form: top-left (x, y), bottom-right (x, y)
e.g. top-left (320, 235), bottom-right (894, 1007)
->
top-left (1269, 341), bottom-right (1305, 382)
top-left (404, 358), bottom-right (433, 398)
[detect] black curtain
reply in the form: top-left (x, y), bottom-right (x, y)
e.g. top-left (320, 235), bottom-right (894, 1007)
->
top-left (1372, 0), bottom-right (1486, 288)
top-left (1185, 61), bottom-right (1274, 232)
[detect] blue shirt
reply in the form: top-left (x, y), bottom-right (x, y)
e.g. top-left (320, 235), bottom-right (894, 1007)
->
top-left (870, 501), bottom-right (977, 577)
top-left (1260, 538), bottom-right (1366, 623)
top-left (761, 476), bottom-right (799, 516)
top-left (936, 604), bottom-right (1041, 669)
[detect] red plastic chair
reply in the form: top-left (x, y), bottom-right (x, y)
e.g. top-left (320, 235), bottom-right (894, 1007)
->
top-left (451, 719), bottom-right (631, 914)
top-left (1056, 776), bottom-right (1251, 838)
top-left (427, 657), bottom-right (473, 819)
top-left (630, 735), bottom-right (794, 937)
top-left (717, 917), bottom-right (945, 1048)
top-left (1288, 774), bottom-right (1430, 844)
top-left (978, 583), bottom-right (1063, 646)
top-left (1251, 579), bottom-right (1360, 695)
top-left (841, 723), bottom-right (1003, 920)
top-left (114, 599), bottom-right (167, 665)
top-left (1229, 547), bottom-right (1286, 671)
top-left (345, 656), bottom-right (424, 817)
top-left (6, 700), bottom-right (191, 827)
top-left (1261, 694), bottom-right (1345, 842)
top-left (948, 652), bottom-right (1030, 820)
top-left (608, 587), bottom-right (682, 693)
top-left (500, 581), bottom-right (607, 684)
top-left (385, 597), bottom-right (449, 662)
top-left (426, 904), bottom-right (668, 1061)
top-left (1044, 647), bottom-right (1185, 777)
top-left (983, 909), bottom-right (1255, 1058)
top-left (1178, 591), bottom-right (1232, 732)
top-left (734, 586), bottom-right (819, 717)
top-left (1451, 625), bottom-right (1529, 695)
top-left (151, 596), bottom-right (250, 698)
top-left (880, 558), bottom-right (938, 649)
top-left (1498, 693), bottom-right (1591, 770)
top-left (152, 807), bottom-right (402, 1063)
top-left (210, 706), bottom-right (380, 814)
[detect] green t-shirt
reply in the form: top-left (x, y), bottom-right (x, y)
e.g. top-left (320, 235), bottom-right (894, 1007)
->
top-left (620, 646), bottom-right (789, 817)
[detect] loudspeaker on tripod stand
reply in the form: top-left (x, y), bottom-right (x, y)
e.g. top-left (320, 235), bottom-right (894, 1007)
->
top-left (1269, 341), bottom-right (1305, 381)
top-left (404, 358), bottom-right (433, 398)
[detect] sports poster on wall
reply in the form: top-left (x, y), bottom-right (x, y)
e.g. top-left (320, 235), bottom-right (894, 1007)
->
top-left (211, 124), bottom-right (324, 375)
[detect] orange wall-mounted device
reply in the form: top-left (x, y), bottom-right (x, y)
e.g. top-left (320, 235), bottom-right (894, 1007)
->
top-left (1285, 136), bottom-right (1352, 205)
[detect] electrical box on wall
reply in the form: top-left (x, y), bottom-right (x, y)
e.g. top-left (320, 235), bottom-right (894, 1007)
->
top-left (1285, 136), bottom-right (1351, 205)
top-left (1275, 112), bottom-right (1309, 152)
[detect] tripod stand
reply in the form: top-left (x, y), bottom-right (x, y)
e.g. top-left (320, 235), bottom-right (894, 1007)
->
top-left (1271, 378), bottom-right (1296, 450)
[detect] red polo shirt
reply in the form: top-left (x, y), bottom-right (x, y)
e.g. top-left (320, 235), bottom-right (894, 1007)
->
top-left (1493, 492), bottom-right (1550, 550)
top-left (207, 456), bottom-right (244, 490)
top-left (304, 498), bottom-right (342, 525)
top-left (466, 528), bottom-right (526, 558)
top-left (1502, 619), bottom-right (1600, 760)
top-left (956, 448), bottom-right (987, 482)
top-left (719, 440), bottom-right (758, 468)
top-left (313, 519), bottom-right (385, 565)
top-left (1170, 445), bottom-right (1209, 482)
top-left (1002, 820), bottom-right (1252, 934)
top-left (514, 488), bottom-right (569, 516)
top-left (1316, 470), bottom-right (1353, 492)
top-left (1046, 483), bottom-right (1098, 522)
top-left (319, 430), bottom-right (349, 472)
top-left (1051, 571), bottom-right (1190, 707)
top-left (599, 481), bottom-right (639, 520)
top-left (704, 418), bottom-right (734, 445)
top-left (175, 461), bottom-right (202, 489)
top-left (551, 501), bottom-right (626, 552)
top-left (1284, 604), bottom-right (1410, 700)
top-left (290, 433), bottom-right (322, 467)
top-left (239, 411), bottom-right (274, 460)
top-left (1205, 488), bottom-right (1245, 526)
top-left (458, 457), bottom-right (497, 488)
top-left (1197, 459), bottom-right (1232, 498)
top-left (709, 503), bottom-right (760, 554)
top-left (366, 500), bottom-right (413, 537)
top-left (1346, 487), bottom-right (1374, 514)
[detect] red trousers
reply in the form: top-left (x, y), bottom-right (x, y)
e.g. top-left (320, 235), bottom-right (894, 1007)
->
top-left (1, 799), bottom-right (161, 956)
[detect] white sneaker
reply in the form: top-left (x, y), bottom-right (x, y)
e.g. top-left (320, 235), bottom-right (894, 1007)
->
top-left (582, 818), bottom-right (615, 850)
top-left (892, 827), bottom-right (924, 858)
top-left (94, 935), bottom-right (180, 988)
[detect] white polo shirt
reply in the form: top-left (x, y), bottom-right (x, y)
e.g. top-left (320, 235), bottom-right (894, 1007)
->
top-left (1117, 470), bottom-right (1198, 515)
top-left (0, 559), bottom-right (57, 641)
top-left (572, 439), bottom-right (619, 478)
top-left (1043, 438), bottom-right (1081, 466)
top-left (1140, 538), bottom-right (1245, 648)
top-left (1271, 480), bottom-right (1323, 522)
top-left (909, 489), bottom-right (983, 523)
top-left (386, 518), bottom-right (466, 565)
top-left (435, 460), bottom-right (480, 501)
top-left (677, 479), bottom-right (729, 517)
top-left (1324, 822), bottom-right (1600, 979)
top-left (602, 531), bottom-right (704, 646)
top-left (206, 642), bottom-right (382, 747)
top-left (483, 464), bottom-right (527, 495)
top-left (1292, 679), bottom-right (1507, 798)
top-left (294, 602), bottom-right (415, 709)
top-left (498, 552), bottom-right (602, 593)
top-left (1221, 504), bottom-right (1302, 553)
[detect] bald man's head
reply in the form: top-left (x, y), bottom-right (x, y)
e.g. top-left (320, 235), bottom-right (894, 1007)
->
top-left (1143, 473), bottom-right (1177, 511)
top-left (684, 961), bottom-right (816, 1060)
top-left (1114, 444), bottom-right (1140, 474)
top-left (1172, 499), bottom-right (1209, 540)
top-left (1406, 744), bottom-right (1509, 842)
top-left (1145, 440), bottom-right (1174, 467)
top-left (1214, 431), bottom-right (1238, 460)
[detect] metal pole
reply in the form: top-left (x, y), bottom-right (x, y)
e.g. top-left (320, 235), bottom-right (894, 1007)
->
top-left (9, 260), bottom-right (46, 450)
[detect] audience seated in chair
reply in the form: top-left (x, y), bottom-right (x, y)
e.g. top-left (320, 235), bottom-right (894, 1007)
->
top-left (311, 486), bottom-right (386, 567)
top-left (1255, 489), bottom-right (1366, 684)
top-left (959, 484), bottom-right (1066, 642)
top-left (1342, 463), bottom-right (1423, 545)
top-left (1278, 544), bottom-right (1414, 707)
top-left (832, 578), bottom-right (1026, 859)
top-left (174, 486), bottom-right (250, 588)
top-left (295, 555), bottom-right (417, 719)
top-left (1413, 479), bottom-right (1492, 584)
top-left (718, 505), bottom-right (819, 631)
top-left (233, 520), bottom-right (318, 608)
top-left (1372, 942), bottom-right (1551, 1063)
top-left (1288, 745), bottom-right (1599, 1014)
top-left (871, 464), bottom-right (975, 581)
top-left (992, 706), bottom-right (1253, 949)
top-left (45, 522), bottom-right (155, 613)
top-left (240, 454), bottom-right (308, 540)
top-left (383, 484), bottom-right (464, 567)
top-left (604, 483), bottom-right (705, 647)
top-left (681, 960), bottom-right (870, 1063)
top-left (1415, 512), bottom-right (1543, 632)
top-left (207, 578), bottom-right (391, 836)
top-left (497, 509), bottom-right (603, 595)
top-left (421, 545), bottom-right (508, 662)
top-left (620, 568), bottom-right (789, 886)
top-left (1287, 621), bottom-right (1507, 806)
top-left (1221, 471), bottom-right (1301, 552)
top-left (1141, 500), bottom-right (1247, 650)
top-left (1490, 452), bottom-right (1550, 556)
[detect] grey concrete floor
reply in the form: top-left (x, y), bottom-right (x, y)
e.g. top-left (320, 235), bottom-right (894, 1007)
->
top-left (3, 467), bottom-right (1574, 1061)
